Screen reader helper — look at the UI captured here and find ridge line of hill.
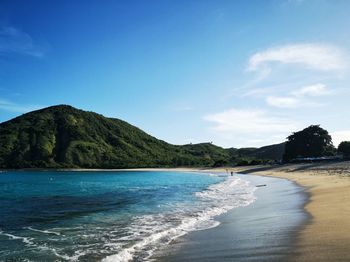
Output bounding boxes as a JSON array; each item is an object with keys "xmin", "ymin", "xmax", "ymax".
[{"xmin": 0, "ymin": 105, "xmax": 285, "ymax": 169}]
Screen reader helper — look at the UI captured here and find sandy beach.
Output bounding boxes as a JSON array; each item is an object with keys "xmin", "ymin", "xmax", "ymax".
[
  {"xmin": 148, "ymin": 161, "xmax": 350, "ymax": 261},
  {"xmin": 3, "ymin": 162, "xmax": 349, "ymax": 261},
  {"xmin": 214, "ymin": 161, "xmax": 350, "ymax": 261},
  {"xmin": 154, "ymin": 173, "xmax": 308, "ymax": 262}
]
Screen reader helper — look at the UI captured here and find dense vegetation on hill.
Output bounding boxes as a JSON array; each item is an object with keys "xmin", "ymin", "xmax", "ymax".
[
  {"xmin": 233, "ymin": 143, "xmax": 285, "ymax": 161},
  {"xmin": 283, "ymin": 125, "xmax": 335, "ymax": 161},
  {"xmin": 338, "ymin": 141, "xmax": 350, "ymax": 159},
  {"xmin": 0, "ymin": 105, "xmax": 284, "ymax": 168}
]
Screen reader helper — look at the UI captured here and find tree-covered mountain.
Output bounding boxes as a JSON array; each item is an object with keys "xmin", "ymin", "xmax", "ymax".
[
  {"xmin": 0, "ymin": 105, "xmax": 284, "ymax": 168},
  {"xmin": 234, "ymin": 143, "xmax": 285, "ymax": 161},
  {"xmin": 283, "ymin": 125, "xmax": 335, "ymax": 161}
]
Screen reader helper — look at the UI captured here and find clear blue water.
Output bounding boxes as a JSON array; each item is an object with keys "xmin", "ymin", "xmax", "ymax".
[{"xmin": 0, "ymin": 171, "xmax": 256, "ymax": 261}]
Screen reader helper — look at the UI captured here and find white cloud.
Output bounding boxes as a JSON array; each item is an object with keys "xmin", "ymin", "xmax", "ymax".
[
  {"xmin": 0, "ymin": 26, "xmax": 45, "ymax": 57},
  {"xmin": 0, "ymin": 99, "xmax": 42, "ymax": 113},
  {"xmin": 203, "ymin": 108, "xmax": 299, "ymax": 147},
  {"xmin": 247, "ymin": 43, "xmax": 347, "ymax": 74},
  {"xmin": 203, "ymin": 108, "xmax": 297, "ymax": 134},
  {"xmin": 292, "ymin": 83, "xmax": 331, "ymax": 97},
  {"xmin": 331, "ymin": 130, "xmax": 350, "ymax": 147},
  {"xmin": 266, "ymin": 96, "xmax": 300, "ymax": 108},
  {"xmin": 266, "ymin": 83, "xmax": 331, "ymax": 108},
  {"xmin": 217, "ymin": 43, "xmax": 348, "ymax": 146}
]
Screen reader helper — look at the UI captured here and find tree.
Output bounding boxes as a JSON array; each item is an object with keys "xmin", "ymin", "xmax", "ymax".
[
  {"xmin": 283, "ymin": 125, "xmax": 334, "ymax": 162},
  {"xmin": 338, "ymin": 141, "xmax": 350, "ymax": 159}
]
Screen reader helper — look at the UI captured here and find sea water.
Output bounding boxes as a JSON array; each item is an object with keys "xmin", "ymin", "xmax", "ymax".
[{"xmin": 0, "ymin": 171, "xmax": 256, "ymax": 261}]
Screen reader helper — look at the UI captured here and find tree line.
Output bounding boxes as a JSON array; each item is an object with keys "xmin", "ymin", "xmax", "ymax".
[{"xmin": 283, "ymin": 125, "xmax": 350, "ymax": 162}]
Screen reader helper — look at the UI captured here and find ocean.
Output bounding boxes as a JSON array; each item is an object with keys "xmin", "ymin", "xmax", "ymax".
[{"xmin": 0, "ymin": 171, "xmax": 256, "ymax": 261}]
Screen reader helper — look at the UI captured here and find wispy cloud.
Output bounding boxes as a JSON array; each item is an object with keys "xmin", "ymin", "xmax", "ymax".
[
  {"xmin": 291, "ymin": 83, "xmax": 331, "ymax": 97},
  {"xmin": 203, "ymin": 108, "xmax": 299, "ymax": 146},
  {"xmin": 0, "ymin": 26, "xmax": 45, "ymax": 57},
  {"xmin": 0, "ymin": 99, "xmax": 42, "ymax": 113},
  {"xmin": 216, "ymin": 42, "xmax": 349, "ymax": 147},
  {"xmin": 228, "ymin": 43, "xmax": 347, "ymax": 99},
  {"xmin": 203, "ymin": 108, "xmax": 297, "ymax": 134},
  {"xmin": 266, "ymin": 83, "xmax": 331, "ymax": 108},
  {"xmin": 247, "ymin": 43, "xmax": 347, "ymax": 75},
  {"xmin": 266, "ymin": 96, "xmax": 300, "ymax": 108}
]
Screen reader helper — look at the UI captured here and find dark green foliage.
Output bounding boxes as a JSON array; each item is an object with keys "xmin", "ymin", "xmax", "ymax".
[
  {"xmin": 283, "ymin": 125, "xmax": 334, "ymax": 162},
  {"xmin": 0, "ymin": 105, "xmax": 284, "ymax": 168},
  {"xmin": 235, "ymin": 158, "xmax": 269, "ymax": 166},
  {"xmin": 235, "ymin": 143, "xmax": 285, "ymax": 160},
  {"xmin": 338, "ymin": 141, "xmax": 350, "ymax": 159},
  {"xmin": 236, "ymin": 159, "xmax": 250, "ymax": 166}
]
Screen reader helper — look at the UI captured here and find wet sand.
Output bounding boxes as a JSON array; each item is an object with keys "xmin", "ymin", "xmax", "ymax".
[
  {"xmin": 7, "ymin": 162, "xmax": 350, "ymax": 261},
  {"xmin": 153, "ymin": 174, "xmax": 309, "ymax": 262},
  {"xmin": 216, "ymin": 162, "xmax": 350, "ymax": 261}
]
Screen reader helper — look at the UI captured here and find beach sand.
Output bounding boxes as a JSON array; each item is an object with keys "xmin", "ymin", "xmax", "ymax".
[
  {"xmin": 12, "ymin": 162, "xmax": 349, "ymax": 261},
  {"xmin": 154, "ymin": 174, "xmax": 308, "ymax": 262},
  {"xmin": 148, "ymin": 161, "xmax": 350, "ymax": 261},
  {"xmin": 216, "ymin": 161, "xmax": 350, "ymax": 261}
]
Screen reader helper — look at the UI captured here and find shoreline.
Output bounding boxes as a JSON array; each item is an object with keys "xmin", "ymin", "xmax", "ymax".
[
  {"xmin": 3, "ymin": 162, "xmax": 349, "ymax": 261},
  {"xmin": 153, "ymin": 173, "xmax": 309, "ymax": 261},
  {"xmin": 212, "ymin": 162, "xmax": 350, "ymax": 262}
]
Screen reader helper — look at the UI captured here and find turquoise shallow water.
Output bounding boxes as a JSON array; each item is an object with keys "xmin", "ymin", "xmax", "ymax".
[
  {"xmin": 154, "ymin": 174, "xmax": 308, "ymax": 262},
  {"xmin": 0, "ymin": 171, "xmax": 256, "ymax": 261}
]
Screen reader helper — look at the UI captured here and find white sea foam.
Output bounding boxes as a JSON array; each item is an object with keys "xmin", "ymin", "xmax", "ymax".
[
  {"xmin": 0, "ymin": 230, "xmax": 35, "ymax": 246},
  {"xmin": 0, "ymin": 228, "xmax": 87, "ymax": 261},
  {"xmin": 26, "ymin": 227, "xmax": 61, "ymax": 236},
  {"xmin": 1, "ymin": 175, "xmax": 256, "ymax": 262},
  {"xmin": 102, "ymin": 175, "xmax": 257, "ymax": 262}
]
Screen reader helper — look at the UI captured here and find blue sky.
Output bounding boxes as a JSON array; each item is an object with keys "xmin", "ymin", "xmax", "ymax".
[{"xmin": 1, "ymin": 0, "xmax": 350, "ymax": 147}]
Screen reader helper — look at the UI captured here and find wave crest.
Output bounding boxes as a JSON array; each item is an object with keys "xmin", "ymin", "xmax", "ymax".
[{"xmin": 102, "ymin": 175, "xmax": 256, "ymax": 262}]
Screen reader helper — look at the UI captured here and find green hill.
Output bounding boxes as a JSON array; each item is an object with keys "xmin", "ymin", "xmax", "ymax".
[
  {"xmin": 0, "ymin": 105, "xmax": 284, "ymax": 168},
  {"xmin": 236, "ymin": 143, "xmax": 285, "ymax": 161}
]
